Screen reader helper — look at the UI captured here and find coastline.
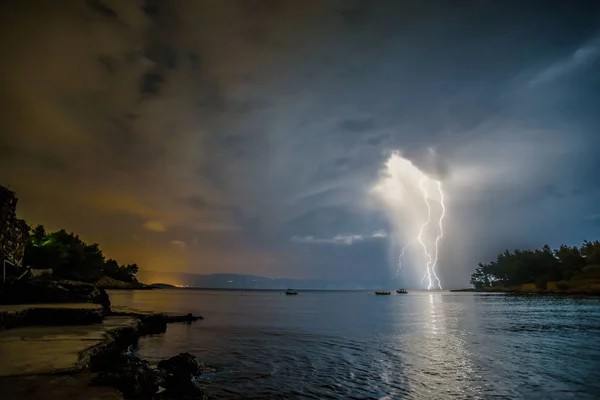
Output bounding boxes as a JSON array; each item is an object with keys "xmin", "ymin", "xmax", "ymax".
[
  {"xmin": 95, "ymin": 276, "xmax": 155, "ymax": 291},
  {"xmin": 450, "ymin": 287, "xmax": 600, "ymax": 296},
  {"xmin": 0, "ymin": 288, "xmax": 206, "ymax": 399}
]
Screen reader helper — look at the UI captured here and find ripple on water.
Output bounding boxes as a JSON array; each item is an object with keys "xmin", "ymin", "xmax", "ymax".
[{"xmin": 103, "ymin": 290, "xmax": 600, "ymax": 400}]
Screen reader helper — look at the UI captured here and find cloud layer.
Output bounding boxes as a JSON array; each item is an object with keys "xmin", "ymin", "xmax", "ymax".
[{"xmin": 1, "ymin": 0, "xmax": 599, "ymax": 287}]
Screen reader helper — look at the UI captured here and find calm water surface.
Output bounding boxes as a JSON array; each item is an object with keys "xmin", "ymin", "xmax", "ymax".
[{"xmin": 108, "ymin": 290, "xmax": 600, "ymax": 399}]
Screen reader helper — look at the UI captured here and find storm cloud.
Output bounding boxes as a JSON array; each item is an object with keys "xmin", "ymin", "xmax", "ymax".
[{"xmin": 1, "ymin": 0, "xmax": 599, "ymax": 287}]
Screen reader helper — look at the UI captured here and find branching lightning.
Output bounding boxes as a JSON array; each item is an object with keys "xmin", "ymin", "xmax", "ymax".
[
  {"xmin": 417, "ymin": 178, "xmax": 434, "ymax": 289},
  {"xmin": 373, "ymin": 152, "xmax": 447, "ymax": 290},
  {"xmin": 431, "ymin": 181, "xmax": 445, "ymax": 289},
  {"xmin": 417, "ymin": 178, "xmax": 445, "ymax": 290},
  {"xmin": 392, "ymin": 242, "xmax": 411, "ymax": 281}
]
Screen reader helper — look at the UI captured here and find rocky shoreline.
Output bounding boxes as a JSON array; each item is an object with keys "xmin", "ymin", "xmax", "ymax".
[
  {"xmin": 82, "ymin": 312, "xmax": 208, "ymax": 399},
  {"xmin": 95, "ymin": 276, "xmax": 155, "ymax": 290},
  {"xmin": 0, "ymin": 289, "xmax": 208, "ymax": 399}
]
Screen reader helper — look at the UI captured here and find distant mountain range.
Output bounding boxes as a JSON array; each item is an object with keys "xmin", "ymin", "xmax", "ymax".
[{"xmin": 139, "ymin": 271, "xmax": 397, "ymax": 290}]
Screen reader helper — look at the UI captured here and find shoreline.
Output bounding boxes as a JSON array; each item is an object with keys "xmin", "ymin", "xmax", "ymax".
[
  {"xmin": 0, "ymin": 290, "xmax": 206, "ymax": 399},
  {"xmin": 450, "ymin": 288, "xmax": 600, "ymax": 296}
]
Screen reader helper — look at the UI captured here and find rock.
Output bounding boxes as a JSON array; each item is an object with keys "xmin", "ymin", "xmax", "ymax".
[
  {"xmin": 0, "ymin": 304, "xmax": 103, "ymax": 330},
  {"xmin": 98, "ymin": 287, "xmax": 111, "ymax": 314},
  {"xmin": 167, "ymin": 313, "xmax": 203, "ymax": 323},
  {"xmin": 157, "ymin": 353, "xmax": 206, "ymax": 399},
  {"xmin": 84, "ymin": 325, "xmax": 140, "ymax": 372},
  {"xmin": 157, "ymin": 385, "xmax": 207, "ymax": 400},
  {"xmin": 95, "ymin": 276, "xmax": 153, "ymax": 290},
  {"xmin": 138, "ymin": 314, "xmax": 168, "ymax": 335},
  {"xmin": 94, "ymin": 353, "xmax": 159, "ymax": 400},
  {"xmin": 1, "ymin": 279, "xmax": 105, "ymax": 305},
  {"xmin": 85, "ymin": 319, "xmax": 208, "ymax": 398},
  {"xmin": 158, "ymin": 353, "xmax": 202, "ymax": 377}
]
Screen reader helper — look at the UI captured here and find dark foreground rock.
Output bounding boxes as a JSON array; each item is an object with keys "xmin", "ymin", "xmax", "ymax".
[
  {"xmin": 0, "ymin": 373, "xmax": 122, "ymax": 400},
  {"xmin": 94, "ymin": 353, "xmax": 160, "ymax": 400},
  {"xmin": 0, "ymin": 304, "xmax": 104, "ymax": 330},
  {"xmin": 138, "ymin": 313, "xmax": 168, "ymax": 335},
  {"xmin": 92, "ymin": 351, "xmax": 208, "ymax": 399},
  {"xmin": 1, "ymin": 279, "xmax": 106, "ymax": 305},
  {"xmin": 109, "ymin": 311, "xmax": 204, "ymax": 334},
  {"xmin": 82, "ymin": 315, "xmax": 207, "ymax": 399},
  {"xmin": 0, "ymin": 297, "xmax": 206, "ymax": 399},
  {"xmin": 167, "ymin": 313, "xmax": 204, "ymax": 324},
  {"xmin": 157, "ymin": 353, "xmax": 207, "ymax": 399}
]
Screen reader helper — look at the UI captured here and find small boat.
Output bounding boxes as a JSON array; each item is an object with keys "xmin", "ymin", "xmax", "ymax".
[
  {"xmin": 396, "ymin": 289, "xmax": 408, "ymax": 294},
  {"xmin": 285, "ymin": 289, "xmax": 298, "ymax": 295},
  {"xmin": 375, "ymin": 291, "xmax": 391, "ymax": 295}
]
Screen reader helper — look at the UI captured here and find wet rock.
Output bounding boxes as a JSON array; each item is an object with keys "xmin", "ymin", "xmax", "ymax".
[
  {"xmin": 157, "ymin": 385, "xmax": 207, "ymax": 400},
  {"xmin": 98, "ymin": 287, "xmax": 111, "ymax": 314},
  {"xmin": 84, "ymin": 324, "xmax": 140, "ymax": 372},
  {"xmin": 95, "ymin": 353, "xmax": 159, "ymax": 400},
  {"xmin": 167, "ymin": 313, "xmax": 203, "ymax": 323},
  {"xmin": 135, "ymin": 312, "xmax": 203, "ymax": 335},
  {"xmin": 138, "ymin": 314, "xmax": 168, "ymax": 335},
  {"xmin": 158, "ymin": 353, "xmax": 202, "ymax": 377},
  {"xmin": 158, "ymin": 353, "xmax": 206, "ymax": 399}
]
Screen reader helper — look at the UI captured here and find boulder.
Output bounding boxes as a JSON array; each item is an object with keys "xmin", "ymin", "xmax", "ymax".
[
  {"xmin": 157, "ymin": 353, "xmax": 207, "ymax": 399},
  {"xmin": 167, "ymin": 313, "xmax": 203, "ymax": 323},
  {"xmin": 94, "ymin": 353, "xmax": 159, "ymax": 400},
  {"xmin": 97, "ymin": 287, "xmax": 111, "ymax": 313},
  {"xmin": 158, "ymin": 352, "xmax": 202, "ymax": 377},
  {"xmin": 138, "ymin": 314, "xmax": 168, "ymax": 335}
]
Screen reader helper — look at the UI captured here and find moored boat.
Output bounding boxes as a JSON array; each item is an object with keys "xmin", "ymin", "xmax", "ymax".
[
  {"xmin": 396, "ymin": 289, "xmax": 408, "ymax": 294},
  {"xmin": 286, "ymin": 289, "xmax": 298, "ymax": 295},
  {"xmin": 375, "ymin": 291, "xmax": 391, "ymax": 295}
]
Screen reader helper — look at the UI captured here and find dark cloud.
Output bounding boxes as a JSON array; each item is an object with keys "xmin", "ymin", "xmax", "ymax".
[
  {"xmin": 1, "ymin": 0, "xmax": 599, "ymax": 286},
  {"xmin": 86, "ymin": 0, "xmax": 118, "ymax": 18},
  {"xmin": 339, "ymin": 0, "xmax": 372, "ymax": 30},
  {"xmin": 140, "ymin": 72, "xmax": 165, "ymax": 94},
  {"xmin": 366, "ymin": 134, "xmax": 389, "ymax": 146},
  {"xmin": 187, "ymin": 196, "xmax": 208, "ymax": 211},
  {"xmin": 339, "ymin": 117, "xmax": 374, "ymax": 133},
  {"xmin": 187, "ymin": 53, "xmax": 201, "ymax": 71},
  {"xmin": 145, "ymin": 44, "xmax": 178, "ymax": 69},
  {"xmin": 98, "ymin": 55, "xmax": 118, "ymax": 74}
]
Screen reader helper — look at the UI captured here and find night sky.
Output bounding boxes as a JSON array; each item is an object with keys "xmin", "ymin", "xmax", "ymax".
[{"xmin": 1, "ymin": 1, "xmax": 599, "ymax": 288}]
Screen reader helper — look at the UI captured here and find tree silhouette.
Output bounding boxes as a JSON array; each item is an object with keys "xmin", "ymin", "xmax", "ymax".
[
  {"xmin": 23, "ymin": 225, "xmax": 140, "ymax": 283},
  {"xmin": 470, "ymin": 240, "xmax": 600, "ymax": 289}
]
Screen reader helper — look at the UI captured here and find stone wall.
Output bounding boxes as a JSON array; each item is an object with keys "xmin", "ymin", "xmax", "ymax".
[{"xmin": 0, "ymin": 186, "xmax": 29, "ymax": 268}]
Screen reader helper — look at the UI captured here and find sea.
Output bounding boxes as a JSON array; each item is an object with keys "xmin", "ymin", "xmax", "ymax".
[{"xmin": 108, "ymin": 289, "xmax": 600, "ymax": 399}]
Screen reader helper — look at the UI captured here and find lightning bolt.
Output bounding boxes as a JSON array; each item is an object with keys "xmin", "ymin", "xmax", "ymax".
[
  {"xmin": 430, "ymin": 181, "xmax": 445, "ymax": 289},
  {"xmin": 373, "ymin": 152, "xmax": 447, "ymax": 290},
  {"xmin": 392, "ymin": 242, "xmax": 411, "ymax": 281},
  {"xmin": 416, "ymin": 178, "xmax": 444, "ymax": 290},
  {"xmin": 417, "ymin": 178, "xmax": 434, "ymax": 289}
]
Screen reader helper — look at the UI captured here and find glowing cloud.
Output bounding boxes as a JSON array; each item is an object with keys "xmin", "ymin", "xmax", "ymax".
[
  {"xmin": 291, "ymin": 234, "xmax": 364, "ymax": 245},
  {"xmin": 170, "ymin": 240, "xmax": 187, "ymax": 249},
  {"xmin": 143, "ymin": 220, "xmax": 166, "ymax": 232},
  {"xmin": 371, "ymin": 152, "xmax": 446, "ymax": 289}
]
